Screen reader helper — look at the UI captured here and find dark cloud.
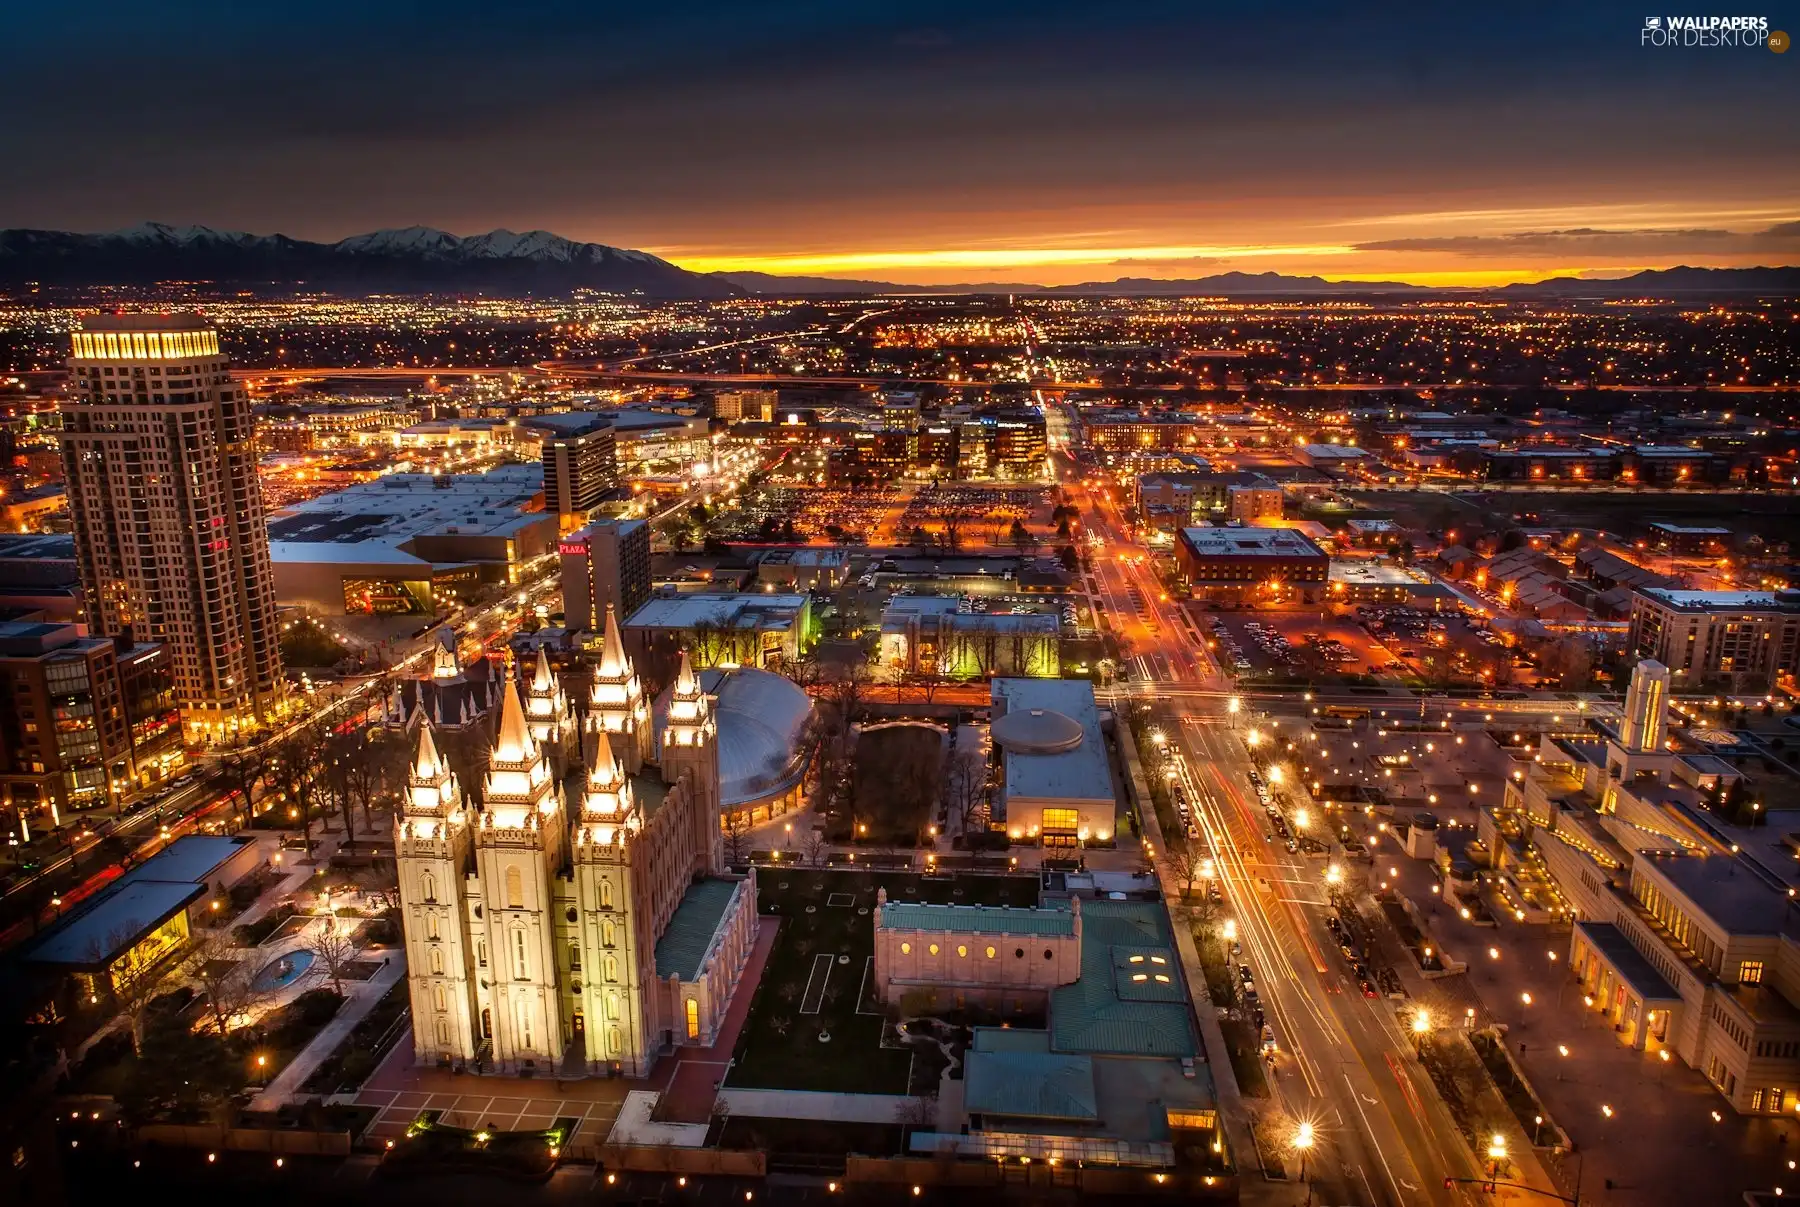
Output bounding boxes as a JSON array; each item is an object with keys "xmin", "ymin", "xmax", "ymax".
[
  {"xmin": 1355, "ymin": 225, "xmax": 1800, "ymax": 257},
  {"xmin": 0, "ymin": 1, "xmax": 1792, "ymax": 256}
]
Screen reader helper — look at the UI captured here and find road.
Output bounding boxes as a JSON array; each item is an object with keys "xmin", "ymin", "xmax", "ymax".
[{"xmin": 1053, "ymin": 411, "xmax": 1509, "ymax": 1204}]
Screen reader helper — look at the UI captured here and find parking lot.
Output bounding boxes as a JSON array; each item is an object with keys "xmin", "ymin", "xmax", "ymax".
[{"xmin": 1202, "ymin": 609, "xmax": 1395, "ymax": 677}]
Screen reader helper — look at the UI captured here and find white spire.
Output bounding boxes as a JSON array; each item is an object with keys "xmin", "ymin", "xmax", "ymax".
[
  {"xmin": 531, "ymin": 646, "xmax": 555, "ymax": 692},
  {"xmin": 598, "ymin": 605, "xmax": 629, "ymax": 678},
  {"xmin": 414, "ymin": 722, "xmax": 443, "ymax": 779},
  {"xmin": 673, "ymin": 650, "xmax": 700, "ymax": 698},
  {"xmin": 491, "ymin": 675, "xmax": 537, "ymax": 765}
]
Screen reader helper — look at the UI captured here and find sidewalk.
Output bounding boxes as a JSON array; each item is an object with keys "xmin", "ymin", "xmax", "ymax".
[{"xmin": 251, "ymin": 953, "xmax": 408, "ymax": 1108}]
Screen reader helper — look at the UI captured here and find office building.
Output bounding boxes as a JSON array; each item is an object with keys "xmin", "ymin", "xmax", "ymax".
[
  {"xmin": 714, "ymin": 390, "xmax": 777, "ymax": 423},
  {"xmin": 1174, "ymin": 526, "xmax": 1330, "ymax": 604},
  {"xmin": 0, "ymin": 622, "xmax": 180, "ymax": 836},
  {"xmin": 1627, "ymin": 589, "xmax": 1800, "ymax": 690},
  {"xmin": 62, "ymin": 315, "xmax": 283, "ymax": 736},
  {"xmin": 268, "ymin": 465, "xmax": 556, "ymax": 614},
  {"xmin": 624, "ymin": 592, "xmax": 811, "ymax": 675},
  {"xmin": 533, "ymin": 414, "xmax": 618, "ymax": 530},
  {"xmin": 561, "ymin": 518, "xmax": 652, "ymax": 633}
]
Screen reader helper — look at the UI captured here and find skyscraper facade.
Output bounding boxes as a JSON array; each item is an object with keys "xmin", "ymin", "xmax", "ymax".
[
  {"xmin": 559, "ymin": 518, "xmax": 651, "ymax": 634},
  {"xmin": 62, "ymin": 314, "xmax": 284, "ymax": 736}
]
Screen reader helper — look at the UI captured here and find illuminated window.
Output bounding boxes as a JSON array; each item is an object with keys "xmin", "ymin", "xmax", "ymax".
[
  {"xmin": 900, "ymin": 942, "xmax": 911, "ymax": 955},
  {"xmin": 433, "ymin": 985, "xmax": 447, "ymax": 1012},
  {"xmin": 929, "ymin": 944, "xmax": 940, "ymax": 956},
  {"xmin": 429, "ymin": 948, "xmax": 444, "ymax": 975},
  {"xmin": 602, "ymin": 919, "xmax": 617, "ymax": 947},
  {"xmin": 686, "ymin": 998, "xmax": 700, "ymax": 1039},
  {"xmin": 957, "ymin": 945, "xmax": 968, "ymax": 958},
  {"xmin": 426, "ymin": 912, "xmax": 440, "ymax": 940},
  {"xmin": 512, "ymin": 929, "xmax": 528, "ymax": 979},
  {"xmin": 1741, "ymin": 961, "xmax": 1765, "ymax": 986},
  {"xmin": 505, "ymin": 866, "xmax": 524, "ymax": 909},
  {"xmin": 598, "ymin": 879, "xmax": 613, "ymax": 909},
  {"xmin": 986, "ymin": 946, "xmax": 996, "ymax": 959},
  {"xmin": 604, "ymin": 955, "xmax": 619, "ymax": 983},
  {"xmin": 1132, "ymin": 973, "xmax": 1148, "ymax": 982},
  {"xmin": 1129, "ymin": 954, "xmax": 1145, "ymax": 964},
  {"xmin": 607, "ymin": 990, "xmax": 620, "ymax": 1020},
  {"xmin": 421, "ymin": 871, "xmax": 437, "ymax": 903},
  {"xmin": 1042, "ymin": 808, "xmax": 1079, "ymax": 832}
]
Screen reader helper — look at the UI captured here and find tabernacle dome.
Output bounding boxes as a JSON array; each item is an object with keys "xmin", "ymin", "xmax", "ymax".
[{"xmin": 655, "ymin": 666, "xmax": 814, "ymax": 817}]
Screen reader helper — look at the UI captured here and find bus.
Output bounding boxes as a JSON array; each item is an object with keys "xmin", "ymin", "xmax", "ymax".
[{"xmin": 1323, "ymin": 705, "xmax": 1371, "ymax": 720}]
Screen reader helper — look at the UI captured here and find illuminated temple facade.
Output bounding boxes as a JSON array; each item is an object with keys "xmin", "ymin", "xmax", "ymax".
[{"xmin": 395, "ymin": 609, "xmax": 759, "ymax": 1077}]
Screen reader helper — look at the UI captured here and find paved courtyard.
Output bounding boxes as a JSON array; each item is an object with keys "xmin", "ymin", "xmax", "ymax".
[{"xmin": 1416, "ymin": 886, "xmax": 1800, "ymax": 1203}]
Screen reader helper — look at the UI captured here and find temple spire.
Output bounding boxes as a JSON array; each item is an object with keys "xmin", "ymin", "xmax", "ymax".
[
  {"xmin": 598, "ymin": 605, "xmax": 629, "ymax": 677},
  {"xmin": 414, "ymin": 721, "xmax": 443, "ymax": 779},
  {"xmin": 491, "ymin": 675, "xmax": 537, "ymax": 764},
  {"xmin": 531, "ymin": 646, "xmax": 555, "ymax": 692}
]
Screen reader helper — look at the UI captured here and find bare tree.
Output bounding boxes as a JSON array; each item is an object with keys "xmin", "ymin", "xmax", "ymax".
[
  {"xmin": 88, "ymin": 925, "xmax": 172, "ymax": 1056},
  {"xmin": 271, "ymin": 718, "xmax": 331, "ymax": 855},
  {"xmin": 185, "ymin": 927, "xmax": 265, "ymax": 1037},
  {"xmin": 1172, "ymin": 840, "xmax": 1212, "ymax": 898},
  {"xmin": 218, "ymin": 747, "xmax": 268, "ymax": 830},
  {"xmin": 722, "ymin": 807, "xmax": 752, "ymax": 866},
  {"xmin": 303, "ymin": 917, "xmax": 361, "ymax": 998},
  {"xmin": 943, "ymin": 746, "xmax": 988, "ymax": 840},
  {"xmin": 801, "ymin": 828, "xmax": 829, "ymax": 867}
]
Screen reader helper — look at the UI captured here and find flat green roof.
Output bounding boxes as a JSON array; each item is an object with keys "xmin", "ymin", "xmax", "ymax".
[
  {"xmin": 881, "ymin": 900, "xmax": 1075, "ymax": 937},
  {"xmin": 654, "ymin": 878, "xmax": 742, "ymax": 982}
]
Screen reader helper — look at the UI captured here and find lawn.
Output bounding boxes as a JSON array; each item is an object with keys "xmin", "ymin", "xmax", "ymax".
[{"xmin": 727, "ymin": 868, "xmax": 1038, "ymax": 1095}]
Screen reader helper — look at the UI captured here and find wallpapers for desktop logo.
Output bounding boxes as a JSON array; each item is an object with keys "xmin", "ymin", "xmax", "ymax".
[{"xmin": 1640, "ymin": 14, "xmax": 1782, "ymax": 48}]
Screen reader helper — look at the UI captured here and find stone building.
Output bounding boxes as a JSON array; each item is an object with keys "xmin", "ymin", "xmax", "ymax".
[{"xmin": 395, "ymin": 625, "xmax": 762, "ymax": 1078}]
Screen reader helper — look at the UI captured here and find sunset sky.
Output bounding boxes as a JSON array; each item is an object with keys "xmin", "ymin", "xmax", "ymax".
[{"xmin": 2, "ymin": 1, "xmax": 1795, "ymax": 285}]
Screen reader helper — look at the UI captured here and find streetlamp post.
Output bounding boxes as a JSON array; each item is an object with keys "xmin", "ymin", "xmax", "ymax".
[
  {"xmin": 1486, "ymin": 1134, "xmax": 1508, "ymax": 1191},
  {"xmin": 1411, "ymin": 1009, "xmax": 1431, "ymax": 1057},
  {"xmin": 1292, "ymin": 1122, "xmax": 1314, "ymax": 1206}
]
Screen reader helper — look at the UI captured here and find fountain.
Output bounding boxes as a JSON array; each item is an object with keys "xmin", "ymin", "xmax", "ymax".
[{"xmin": 251, "ymin": 949, "xmax": 316, "ymax": 993}]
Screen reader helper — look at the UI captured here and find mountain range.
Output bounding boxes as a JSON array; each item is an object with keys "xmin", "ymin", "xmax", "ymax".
[
  {"xmin": 1, "ymin": 222, "xmax": 1795, "ymax": 299},
  {"xmin": 0, "ymin": 222, "xmax": 738, "ymax": 297}
]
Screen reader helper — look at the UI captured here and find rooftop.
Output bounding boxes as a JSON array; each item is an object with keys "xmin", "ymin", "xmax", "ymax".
[
  {"xmin": 627, "ymin": 592, "xmax": 808, "ymax": 632},
  {"xmin": 1573, "ymin": 921, "xmax": 1680, "ymax": 1003},
  {"xmin": 964, "ymin": 1050, "xmax": 1099, "ymax": 1121},
  {"xmin": 1050, "ymin": 900, "xmax": 1197, "ymax": 1058},
  {"xmin": 1638, "ymin": 589, "xmax": 1800, "ymax": 613},
  {"xmin": 991, "ymin": 679, "xmax": 1115, "ymax": 807},
  {"xmin": 653, "ymin": 878, "xmax": 742, "ymax": 982},
  {"xmin": 880, "ymin": 900, "xmax": 1077, "ymax": 937},
  {"xmin": 1639, "ymin": 853, "xmax": 1793, "ymax": 935},
  {"xmin": 1179, "ymin": 526, "xmax": 1327, "ymax": 560},
  {"xmin": 268, "ymin": 465, "xmax": 548, "ymax": 568}
]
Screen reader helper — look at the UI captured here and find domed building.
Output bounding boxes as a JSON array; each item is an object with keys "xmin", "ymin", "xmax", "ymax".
[
  {"xmin": 654, "ymin": 665, "xmax": 814, "ymax": 823},
  {"xmin": 989, "ymin": 678, "xmax": 1117, "ymax": 847}
]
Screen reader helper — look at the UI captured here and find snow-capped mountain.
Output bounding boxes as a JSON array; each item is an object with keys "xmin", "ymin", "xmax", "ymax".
[{"xmin": 0, "ymin": 222, "xmax": 735, "ymax": 297}]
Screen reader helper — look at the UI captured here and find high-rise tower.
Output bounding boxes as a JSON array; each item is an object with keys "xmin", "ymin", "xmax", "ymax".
[{"xmin": 62, "ymin": 314, "xmax": 283, "ymax": 736}]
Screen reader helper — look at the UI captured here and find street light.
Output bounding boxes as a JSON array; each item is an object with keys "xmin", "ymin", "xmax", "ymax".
[
  {"xmin": 1411, "ymin": 1009, "xmax": 1431, "ymax": 1055},
  {"xmin": 1486, "ymin": 1133, "xmax": 1508, "ymax": 1190},
  {"xmin": 1292, "ymin": 1121, "xmax": 1314, "ymax": 1205},
  {"xmin": 1325, "ymin": 864, "xmax": 1343, "ymax": 886}
]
